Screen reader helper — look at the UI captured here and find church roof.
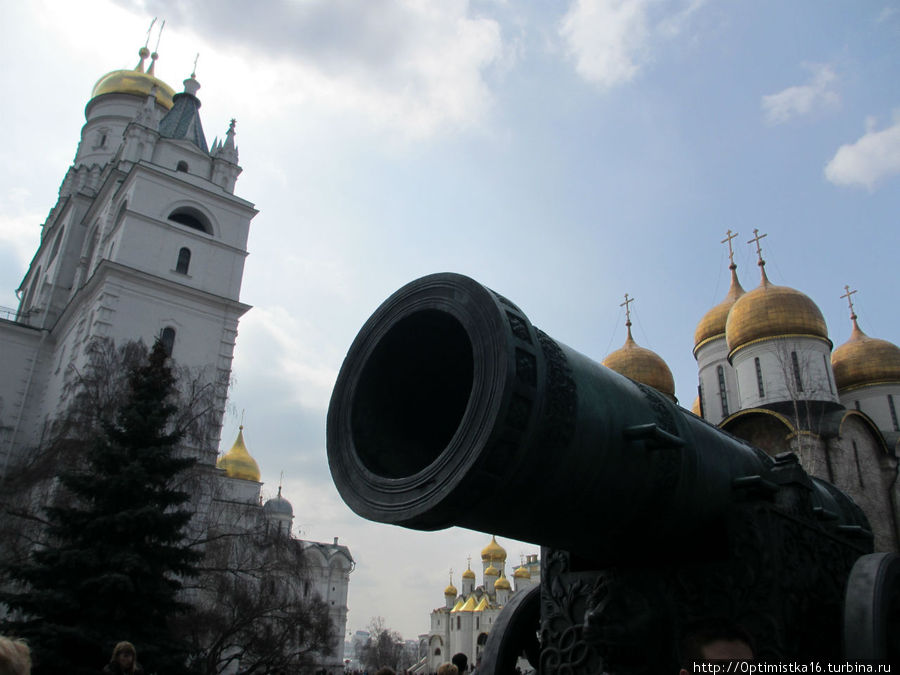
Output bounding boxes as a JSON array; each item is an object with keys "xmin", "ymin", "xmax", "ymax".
[
  {"xmin": 602, "ymin": 296, "xmax": 675, "ymax": 399},
  {"xmin": 158, "ymin": 75, "xmax": 209, "ymax": 152},
  {"xmin": 832, "ymin": 310, "xmax": 900, "ymax": 392},
  {"xmin": 481, "ymin": 535, "xmax": 507, "ymax": 562},
  {"xmin": 91, "ymin": 46, "xmax": 175, "ymax": 109},
  {"xmin": 694, "ymin": 261, "xmax": 745, "ymax": 353},
  {"xmin": 216, "ymin": 426, "xmax": 261, "ymax": 482},
  {"xmin": 725, "ymin": 234, "xmax": 829, "ymax": 357}
]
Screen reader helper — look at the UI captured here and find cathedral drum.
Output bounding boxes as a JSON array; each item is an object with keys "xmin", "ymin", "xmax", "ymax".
[{"xmin": 327, "ymin": 273, "xmax": 899, "ymax": 672}]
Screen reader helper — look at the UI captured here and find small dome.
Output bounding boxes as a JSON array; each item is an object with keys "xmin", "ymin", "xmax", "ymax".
[
  {"xmin": 444, "ymin": 584, "xmax": 458, "ymax": 597},
  {"xmin": 494, "ymin": 575, "xmax": 511, "ymax": 591},
  {"xmin": 832, "ymin": 317, "xmax": 900, "ymax": 391},
  {"xmin": 513, "ymin": 565, "xmax": 531, "ymax": 579},
  {"xmin": 602, "ymin": 325, "xmax": 675, "ymax": 398},
  {"xmin": 726, "ymin": 268, "xmax": 829, "ymax": 357},
  {"xmin": 484, "ymin": 564, "xmax": 499, "ymax": 577},
  {"xmin": 462, "ymin": 567, "xmax": 476, "ymax": 580},
  {"xmin": 263, "ymin": 486, "xmax": 293, "ymax": 517},
  {"xmin": 91, "ymin": 48, "xmax": 175, "ymax": 109},
  {"xmin": 216, "ymin": 426, "xmax": 261, "ymax": 482},
  {"xmin": 481, "ymin": 536, "xmax": 507, "ymax": 563},
  {"xmin": 694, "ymin": 265, "xmax": 745, "ymax": 352}
]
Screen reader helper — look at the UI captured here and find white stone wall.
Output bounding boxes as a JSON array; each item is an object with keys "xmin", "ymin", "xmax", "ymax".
[
  {"xmin": 840, "ymin": 382, "xmax": 900, "ymax": 434},
  {"xmin": 695, "ymin": 336, "xmax": 739, "ymax": 424},
  {"xmin": 732, "ymin": 336, "xmax": 838, "ymax": 411}
]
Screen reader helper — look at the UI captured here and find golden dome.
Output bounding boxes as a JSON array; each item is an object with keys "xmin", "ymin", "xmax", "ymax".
[
  {"xmin": 462, "ymin": 567, "xmax": 476, "ymax": 580},
  {"xmin": 484, "ymin": 564, "xmax": 499, "ymax": 577},
  {"xmin": 91, "ymin": 47, "xmax": 175, "ymax": 110},
  {"xmin": 494, "ymin": 574, "xmax": 511, "ymax": 591},
  {"xmin": 513, "ymin": 565, "xmax": 531, "ymax": 579},
  {"xmin": 694, "ymin": 265, "xmax": 745, "ymax": 352},
  {"xmin": 481, "ymin": 535, "xmax": 507, "ymax": 563},
  {"xmin": 832, "ymin": 317, "xmax": 900, "ymax": 391},
  {"xmin": 216, "ymin": 426, "xmax": 261, "ymax": 482},
  {"xmin": 725, "ymin": 267, "xmax": 829, "ymax": 357},
  {"xmin": 602, "ymin": 325, "xmax": 675, "ymax": 398},
  {"xmin": 444, "ymin": 583, "xmax": 458, "ymax": 596}
]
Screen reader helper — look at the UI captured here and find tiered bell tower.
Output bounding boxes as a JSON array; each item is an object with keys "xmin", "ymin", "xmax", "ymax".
[{"xmin": 0, "ymin": 42, "xmax": 256, "ymax": 471}]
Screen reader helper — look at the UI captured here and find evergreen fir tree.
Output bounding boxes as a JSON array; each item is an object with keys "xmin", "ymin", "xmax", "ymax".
[{"xmin": 1, "ymin": 340, "xmax": 201, "ymax": 675}]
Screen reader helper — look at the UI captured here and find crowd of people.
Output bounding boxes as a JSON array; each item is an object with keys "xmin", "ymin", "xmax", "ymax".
[
  {"xmin": 0, "ymin": 637, "xmax": 144, "ymax": 675},
  {"xmin": 0, "ymin": 627, "xmax": 753, "ymax": 674}
]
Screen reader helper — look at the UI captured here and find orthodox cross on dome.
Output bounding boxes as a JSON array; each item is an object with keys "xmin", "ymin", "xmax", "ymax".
[
  {"xmin": 154, "ymin": 19, "xmax": 165, "ymax": 54},
  {"xmin": 841, "ymin": 285, "xmax": 858, "ymax": 321},
  {"xmin": 192, "ymin": 53, "xmax": 200, "ymax": 79},
  {"xmin": 620, "ymin": 293, "xmax": 634, "ymax": 340},
  {"xmin": 143, "ymin": 17, "xmax": 157, "ymax": 49},
  {"xmin": 721, "ymin": 229, "xmax": 739, "ymax": 267},
  {"xmin": 748, "ymin": 228, "xmax": 767, "ymax": 267},
  {"xmin": 448, "ymin": 568, "xmax": 454, "ymax": 584},
  {"xmin": 148, "ymin": 20, "xmax": 165, "ymax": 75},
  {"xmin": 620, "ymin": 293, "xmax": 634, "ymax": 325},
  {"xmin": 466, "ymin": 556, "xmax": 472, "ymax": 570}
]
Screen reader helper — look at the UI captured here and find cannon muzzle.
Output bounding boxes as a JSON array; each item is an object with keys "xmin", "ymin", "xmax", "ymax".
[{"xmin": 327, "ymin": 273, "xmax": 868, "ymax": 564}]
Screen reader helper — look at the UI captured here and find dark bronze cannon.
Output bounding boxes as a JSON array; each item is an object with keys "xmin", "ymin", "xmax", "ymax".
[{"xmin": 327, "ymin": 273, "xmax": 899, "ymax": 672}]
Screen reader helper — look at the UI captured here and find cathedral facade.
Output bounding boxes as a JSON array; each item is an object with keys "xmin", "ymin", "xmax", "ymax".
[
  {"xmin": 603, "ymin": 229, "xmax": 900, "ymax": 553},
  {"xmin": 422, "ymin": 537, "xmax": 539, "ymax": 673},
  {"xmin": 0, "ymin": 41, "xmax": 352, "ymax": 673}
]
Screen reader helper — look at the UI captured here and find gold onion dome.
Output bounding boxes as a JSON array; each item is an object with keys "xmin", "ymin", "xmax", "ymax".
[
  {"xmin": 481, "ymin": 536, "xmax": 507, "ymax": 563},
  {"xmin": 602, "ymin": 323, "xmax": 675, "ymax": 398},
  {"xmin": 462, "ymin": 567, "xmax": 476, "ymax": 580},
  {"xmin": 444, "ymin": 583, "xmax": 458, "ymax": 596},
  {"xmin": 91, "ymin": 46, "xmax": 175, "ymax": 110},
  {"xmin": 694, "ymin": 264, "xmax": 745, "ymax": 352},
  {"xmin": 513, "ymin": 565, "xmax": 531, "ymax": 579},
  {"xmin": 484, "ymin": 564, "xmax": 499, "ymax": 577},
  {"xmin": 725, "ymin": 265, "xmax": 828, "ymax": 356},
  {"xmin": 216, "ymin": 426, "xmax": 261, "ymax": 482},
  {"xmin": 494, "ymin": 575, "xmax": 511, "ymax": 591},
  {"xmin": 832, "ymin": 315, "xmax": 900, "ymax": 392}
]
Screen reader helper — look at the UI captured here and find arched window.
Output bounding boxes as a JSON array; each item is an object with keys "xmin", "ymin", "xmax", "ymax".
[
  {"xmin": 717, "ymin": 365, "xmax": 729, "ymax": 417},
  {"xmin": 176, "ymin": 160, "xmax": 189, "ymax": 172},
  {"xmin": 754, "ymin": 357, "xmax": 765, "ymax": 398},
  {"xmin": 791, "ymin": 351, "xmax": 803, "ymax": 392},
  {"xmin": 176, "ymin": 247, "xmax": 191, "ymax": 274},
  {"xmin": 160, "ymin": 327, "xmax": 176, "ymax": 356},
  {"xmin": 434, "ymin": 649, "xmax": 441, "ymax": 656},
  {"xmin": 49, "ymin": 227, "xmax": 65, "ymax": 262},
  {"xmin": 168, "ymin": 206, "xmax": 212, "ymax": 234}
]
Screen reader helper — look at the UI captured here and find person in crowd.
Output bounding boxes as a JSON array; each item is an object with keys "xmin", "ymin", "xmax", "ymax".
[
  {"xmin": 103, "ymin": 641, "xmax": 144, "ymax": 675},
  {"xmin": 0, "ymin": 636, "xmax": 31, "ymax": 675},
  {"xmin": 451, "ymin": 653, "xmax": 468, "ymax": 673},
  {"xmin": 436, "ymin": 662, "xmax": 458, "ymax": 675},
  {"xmin": 678, "ymin": 620, "xmax": 754, "ymax": 673}
]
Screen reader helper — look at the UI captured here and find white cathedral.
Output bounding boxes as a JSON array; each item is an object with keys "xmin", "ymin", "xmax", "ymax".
[
  {"xmin": 0, "ymin": 40, "xmax": 351, "ymax": 673},
  {"xmin": 421, "ymin": 537, "xmax": 540, "ymax": 673}
]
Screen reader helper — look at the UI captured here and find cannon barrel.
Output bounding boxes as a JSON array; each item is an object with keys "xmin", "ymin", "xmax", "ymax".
[{"xmin": 327, "ymin": 273, "xmax": 869, "ymax": 564}]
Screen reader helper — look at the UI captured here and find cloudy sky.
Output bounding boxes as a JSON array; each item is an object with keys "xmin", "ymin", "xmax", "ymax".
[{"xmin": 2, "ymin": 0, "xmax": 899, "ymax": 640}]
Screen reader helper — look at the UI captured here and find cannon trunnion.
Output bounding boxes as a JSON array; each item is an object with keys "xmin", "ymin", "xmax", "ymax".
[{"xmin": 327, "ymin": 273, "xmax": 895, "ymax": 672}]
